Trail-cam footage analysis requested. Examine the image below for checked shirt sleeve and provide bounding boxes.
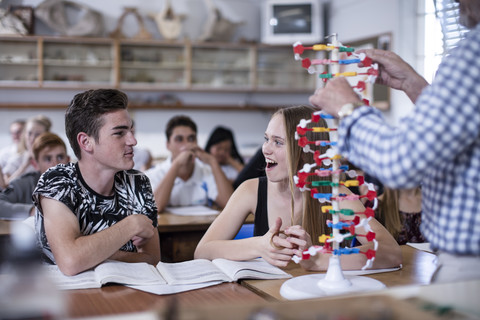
[337,27,480,191]
[337,25,480,255]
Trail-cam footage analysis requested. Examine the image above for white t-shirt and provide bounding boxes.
[0,144,17,168]
[221,164,238,181]
[133,147,151,171]
[2,151,35,176]
[145,157,219,207]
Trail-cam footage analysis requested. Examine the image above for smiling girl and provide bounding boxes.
[195,105,401,271]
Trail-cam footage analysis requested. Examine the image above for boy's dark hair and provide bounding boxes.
[165,115,197,141]
[65,89,128,159]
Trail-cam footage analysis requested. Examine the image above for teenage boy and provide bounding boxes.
[0,132,69,220]
[146,115,233,213]
[33,89,160,276]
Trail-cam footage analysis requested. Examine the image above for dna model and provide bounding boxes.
[280,34,386,299]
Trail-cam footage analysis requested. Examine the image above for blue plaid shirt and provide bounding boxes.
[338,23,480,255]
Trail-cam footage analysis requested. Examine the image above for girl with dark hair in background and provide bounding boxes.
[205,126,245,184]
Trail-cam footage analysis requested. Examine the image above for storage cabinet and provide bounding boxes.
[0,36,315,92]
[256,46,315,90]
[42,38,114,87]
[119,41,187,90]
[0,38,38,85]
[191,45,252,90]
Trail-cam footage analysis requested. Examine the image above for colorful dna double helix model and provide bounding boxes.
[293,38,379,106]
[291,35,379,270]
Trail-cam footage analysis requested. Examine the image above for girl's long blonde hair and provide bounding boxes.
[274,105,331,245]
[377,188,403,239]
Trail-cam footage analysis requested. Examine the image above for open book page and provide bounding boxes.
[94,260,166,286]
[44,260,167,290]
[155,259,231,285]
[212,257,292,281]
[44,265,100,290]
[128,280,224,295]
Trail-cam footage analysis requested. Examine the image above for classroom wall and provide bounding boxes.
[0,0,419,159]
[329,0,420,124]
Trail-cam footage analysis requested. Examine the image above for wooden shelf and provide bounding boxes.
[0,35,315,93]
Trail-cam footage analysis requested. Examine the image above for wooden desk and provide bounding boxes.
[61,246,440,319]
[0,219,12,236]
[157,213,219,263]
[64,283,265,319]
[242,245,437,301]
[2,243,445,319]
[65,279,480,320]
[0,220,13,259]
[1,218,474,320]
[161,280,480,320]
[157,213,254,263]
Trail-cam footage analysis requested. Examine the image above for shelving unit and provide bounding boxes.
[256,45,314,90]
[118,39,187,90]
[42,38,114,88]
[0,35,315,93]
[191,43,252,90]
[0,38,39,86]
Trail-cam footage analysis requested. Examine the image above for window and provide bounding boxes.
[434,0,468,52]
[423,0,468,82]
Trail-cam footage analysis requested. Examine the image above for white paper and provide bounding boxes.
[165,205,219,216]
[155,259,230,284]
[44,260,166,290]
[44,265,100,290]
[127,281,224,295]
[43,257,290,294]
[342,266,401,276]
[407,242,433,253]
[95,260,166,285]
[213,257,292,280]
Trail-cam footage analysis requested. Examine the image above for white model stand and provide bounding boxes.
[280,255,385,300]
[280,33,385,300]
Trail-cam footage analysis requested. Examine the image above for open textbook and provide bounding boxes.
[45,258,291,294]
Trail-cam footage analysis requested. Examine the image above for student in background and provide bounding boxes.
[376,187,425,245]
[133,146,153,172]
[0,119,25,169]
[205,126,245,184]
[2,115,51,184]
[131,120,153,172]
[195,105,401,271]
[146,115,233,213]
[33,89,160,276]
[308,0,480,283]
[0,132,69,220]
[0,167,5,190]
